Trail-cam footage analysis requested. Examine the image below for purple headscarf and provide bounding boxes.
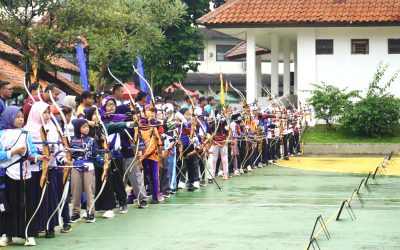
[100,96,125,123]
[1,106,23,129]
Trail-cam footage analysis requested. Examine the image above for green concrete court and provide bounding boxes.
[6,163,400,250]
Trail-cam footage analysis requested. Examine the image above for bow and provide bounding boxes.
[45,90,73,230]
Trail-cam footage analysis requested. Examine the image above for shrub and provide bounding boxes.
[306,82,359,129]
[340,63,400,136]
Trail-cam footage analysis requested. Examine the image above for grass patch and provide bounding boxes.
[302,125,400,144]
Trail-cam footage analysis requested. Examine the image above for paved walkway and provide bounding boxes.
[5,157,400,249]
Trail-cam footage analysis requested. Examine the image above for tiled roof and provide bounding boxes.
[0,58,47,89]
[199,0,400,26]
[0,41,22,57]
[224,41,270,60]
[49,55,79,74]
[0,58,83,95]
[0,39,79,75]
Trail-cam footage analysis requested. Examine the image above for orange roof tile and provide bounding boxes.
[199,0,400,26]
[0,58,83,95]
[0,39,79,75]
[224,41,269,60]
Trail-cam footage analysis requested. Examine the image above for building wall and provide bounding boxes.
[298,26,400,100]
[194,39,288,74]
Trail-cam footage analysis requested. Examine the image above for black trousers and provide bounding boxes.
[111,158,127,205]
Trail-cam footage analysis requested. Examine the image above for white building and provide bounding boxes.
[184,28,291,98]
[198,0,400,103]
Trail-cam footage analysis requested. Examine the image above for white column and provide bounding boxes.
[283,39,291,96]
[294,44,298,96]
[246,29,257,103]
[297,29,316,101]
[256,55,262,97]
[270,33,279,97]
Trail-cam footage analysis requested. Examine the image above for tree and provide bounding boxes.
[212,0,227,8]
[340,63,400,136]
[80,0,186,91]
[306,82,359,128]
[0,0,83,81]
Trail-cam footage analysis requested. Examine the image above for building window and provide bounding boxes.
[196,51,204,61]
[216,45,235,61]
[388,39,400,54]
[316,39,333,55]
[351,39,369,54]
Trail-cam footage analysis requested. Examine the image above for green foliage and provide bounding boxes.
[212,0,227,8]
[0,0,82,74]
[139,0,208,92]
[340,63,400,137]
[303,125,400,144]
[306,82,359,128]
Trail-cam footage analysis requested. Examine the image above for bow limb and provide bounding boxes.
[108,66,137,112]
[132,62,155,105]
[46,90,73,230]
[88,109,111,215]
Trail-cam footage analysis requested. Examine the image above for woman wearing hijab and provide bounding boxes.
[0,106,44,247]
[24,102,67,239]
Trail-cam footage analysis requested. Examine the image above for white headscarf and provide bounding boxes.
[24,101,59,149]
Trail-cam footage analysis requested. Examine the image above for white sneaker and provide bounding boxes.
[102,210,114,219]
[193,181,200,189]
[81,212,87,218]
[178,182,186,189]
[0,235,12,247]
[24,237,36,246]
[268,160,273,164]
[234,170,240,176]
[247,165,252,172]
[239,169,244,174]
[217,170,223,177]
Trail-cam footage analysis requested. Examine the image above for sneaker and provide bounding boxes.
[268,160,273,164]
[138,200,148,208]
[162,193,171,198]
[247,165,252,172]
[296,152,302,156]
[217,170,223,177]
[207,179,214,184]
[45,230,55,238]
[188,184,195,191]
[70,214,80,223]
[85,213,96,223]
[159,195,165,202]
[228,173,233,178]
[200,180,206,187]
[0,236,12,247]
[178,182,186,189]
[272,160,277,163]
[24,237,36,246]
[222,174,228,180]
[283,157,289,160]
[290,154,295,157]
[118,204,128,214]
[170,189,176,194]
[102,210,115,218]
[239,169,244,174]
[60,224,72,233]
[193,181,200,189]
[82,212,87,219]
[151,199,160,204]
[234,170,240,176]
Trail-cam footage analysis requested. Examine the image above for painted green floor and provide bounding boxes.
[6,165,400,250]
